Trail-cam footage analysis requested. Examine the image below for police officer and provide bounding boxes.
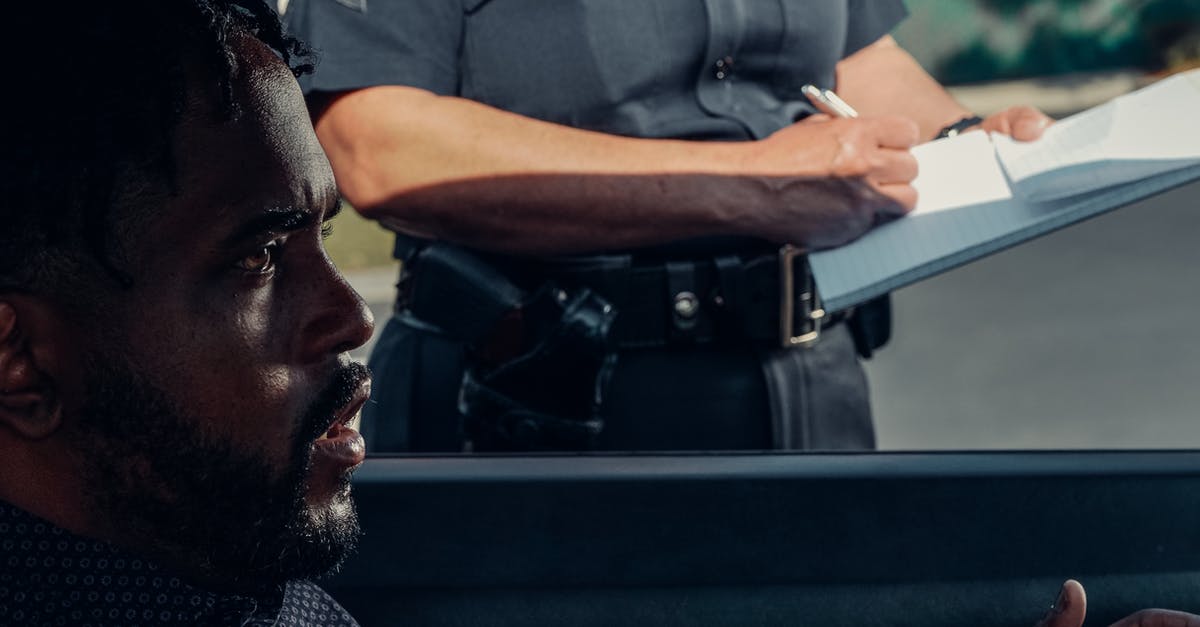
[285,0,1050,452]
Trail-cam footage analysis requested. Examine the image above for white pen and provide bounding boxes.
[801,84,859,118]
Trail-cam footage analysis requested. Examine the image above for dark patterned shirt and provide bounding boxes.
[0,500,358,626]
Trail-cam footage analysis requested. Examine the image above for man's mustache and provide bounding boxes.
[300,361,372,443]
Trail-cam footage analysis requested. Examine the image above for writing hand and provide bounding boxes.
[780,114,920,210]
[733,114,919,248]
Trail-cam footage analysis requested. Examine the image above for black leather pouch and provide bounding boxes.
[459,285,617,451]
[402,243,618,451]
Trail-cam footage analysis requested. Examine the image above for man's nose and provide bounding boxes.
[298,270,375,362]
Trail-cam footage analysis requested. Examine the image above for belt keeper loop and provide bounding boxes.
[779,244,825,348]
[713,254,744,331]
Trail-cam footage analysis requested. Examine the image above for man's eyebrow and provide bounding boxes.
[324,194,344,222]
[223,208,318,248]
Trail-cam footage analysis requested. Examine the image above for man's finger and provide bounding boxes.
[1109,609,1200,627]
[1036,580,1087,627]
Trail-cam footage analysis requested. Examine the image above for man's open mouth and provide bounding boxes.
[311,377,371,473]
[317,387,368,441]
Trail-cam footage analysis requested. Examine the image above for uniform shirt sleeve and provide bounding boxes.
[284,0,462,95]
[843,0,908,58]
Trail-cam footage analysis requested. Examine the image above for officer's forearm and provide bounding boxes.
[310,86,873,255]
[835,35,973,141]
[370,171,887,256]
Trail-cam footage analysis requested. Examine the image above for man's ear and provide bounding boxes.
[0,300,64,440]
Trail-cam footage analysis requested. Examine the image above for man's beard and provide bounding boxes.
[71,354,370,591]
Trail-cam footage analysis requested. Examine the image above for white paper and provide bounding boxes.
[993,69,1200,201]
[910,131,1012,215]
[810,69,1200,311]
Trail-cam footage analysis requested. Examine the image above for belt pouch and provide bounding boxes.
[847,294,892,358]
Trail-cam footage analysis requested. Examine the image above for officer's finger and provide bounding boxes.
[870,148,919,185]
[797,113,834,125]
[865,115,920,149]
[981,106,1053,141]
[1008,106,1053,142]
[980,112,1011,136]
[874,182,917,213]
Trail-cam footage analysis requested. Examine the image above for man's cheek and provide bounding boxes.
[181,366,301,460]
[228,279,303,356]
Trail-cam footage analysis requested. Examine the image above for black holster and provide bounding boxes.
[401,243,617,451]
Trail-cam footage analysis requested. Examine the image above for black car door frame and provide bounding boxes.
[327,451,1200,626]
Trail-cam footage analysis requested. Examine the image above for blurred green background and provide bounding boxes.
[322,0,1200,271]
[325,203,395,271]
[895,0,1200,84]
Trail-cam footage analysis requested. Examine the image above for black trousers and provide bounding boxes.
[360,311,875,453]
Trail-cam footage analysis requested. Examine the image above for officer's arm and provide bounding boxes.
[309,86,918,255]
[836,35,1051,142]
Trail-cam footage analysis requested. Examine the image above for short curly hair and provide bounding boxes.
[0,0,312,291]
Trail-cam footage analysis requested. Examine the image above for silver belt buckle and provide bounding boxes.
[778,244,825,348]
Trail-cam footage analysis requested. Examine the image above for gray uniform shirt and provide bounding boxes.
[288,0,906,141]
[286,0,908,452]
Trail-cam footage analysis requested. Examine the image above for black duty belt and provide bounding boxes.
[534,245,842,349]
[393,235,889,355]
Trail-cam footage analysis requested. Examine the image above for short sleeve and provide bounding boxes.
[284,0,462,96]
[843,0,908,58]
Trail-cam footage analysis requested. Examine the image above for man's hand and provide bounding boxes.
[1037,580,1088,627]
[1037,580,1200,627]
[1108,610,1200,627]
[979,105,1054,142]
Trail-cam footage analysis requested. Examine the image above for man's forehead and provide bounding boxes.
[137,40,336,250]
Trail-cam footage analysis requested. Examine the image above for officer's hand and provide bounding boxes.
[736,115,919,248]
[979,105,1054,142]
[1036,580,1200,627]
[764,114,920,211]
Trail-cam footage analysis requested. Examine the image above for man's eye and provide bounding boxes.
[235,243,279,274]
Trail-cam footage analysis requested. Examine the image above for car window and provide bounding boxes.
[323,0,1200,453]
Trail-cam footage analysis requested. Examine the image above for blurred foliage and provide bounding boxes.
[323,202,396,271]
[895,0,1200,84]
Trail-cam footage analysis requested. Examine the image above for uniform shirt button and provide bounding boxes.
[714,56,734,80]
